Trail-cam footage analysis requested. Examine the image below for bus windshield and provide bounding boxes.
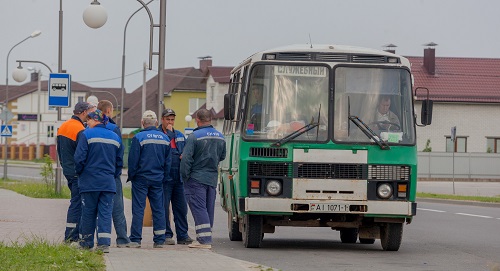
[243,64,329,142]
[334,67,415,145]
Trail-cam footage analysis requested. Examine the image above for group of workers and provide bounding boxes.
[57,100,225,253]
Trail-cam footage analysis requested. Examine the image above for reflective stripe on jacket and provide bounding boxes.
[180,125,226,187]
[74,124,123,193]
[128,126,171,182]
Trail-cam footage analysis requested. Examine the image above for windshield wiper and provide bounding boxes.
[272,105,322,147]
[271,121,319,147]
[348,115,390,150]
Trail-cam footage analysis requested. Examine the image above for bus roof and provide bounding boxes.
[233,44,410,73]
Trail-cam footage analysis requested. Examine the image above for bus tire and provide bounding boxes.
[380,223,403,251]
[359,238,376,244]
[228,212,242,241]
[242,214,263,248]
[340,228,358,243]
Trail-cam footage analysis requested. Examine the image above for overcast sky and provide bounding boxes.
[1,0,499,93]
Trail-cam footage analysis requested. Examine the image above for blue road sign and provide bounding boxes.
[1,125,13,137]
[48,73,71,107]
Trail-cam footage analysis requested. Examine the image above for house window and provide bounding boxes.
[78,96,84,103]
[189,98,206,114]
[486,137,500,153]
[445,136,467,153]
[47,125,55,138]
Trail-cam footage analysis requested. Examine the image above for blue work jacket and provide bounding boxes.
[74,124,123,193]
[180,125,226,187]
[128,126,171,183]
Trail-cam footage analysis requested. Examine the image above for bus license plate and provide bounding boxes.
[309,203,350,212]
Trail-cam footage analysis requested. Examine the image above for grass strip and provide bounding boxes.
[0,237,105,271]
[417,192,500,203]
[0,180,70,199]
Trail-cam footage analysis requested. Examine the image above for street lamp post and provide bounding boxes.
[13,60,53,160]
[85,0,167,124]
[3,30,41,180]
[120,0,154,133]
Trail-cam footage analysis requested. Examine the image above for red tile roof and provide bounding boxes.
[207,67,232,83]
[408,56,500,103]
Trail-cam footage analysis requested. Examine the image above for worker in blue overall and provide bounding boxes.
[180,109,226,249]
[57,101,95,243]
[158,108,193,245]
[128,110,171,248]
[97,100,131,248]
[74,109,123,253]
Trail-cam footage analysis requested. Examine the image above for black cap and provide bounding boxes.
[162,108,176,117]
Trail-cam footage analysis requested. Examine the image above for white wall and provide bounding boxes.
[415,102,500,152]
[12,90,89,145]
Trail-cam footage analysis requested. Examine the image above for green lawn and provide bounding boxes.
[0,238,105,271]
[0,180,70,199]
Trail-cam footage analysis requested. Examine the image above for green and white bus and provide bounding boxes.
[220,44,433,251]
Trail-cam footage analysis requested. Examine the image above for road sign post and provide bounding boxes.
[1,125,13,137]
[49,73,71,194]
[48,73,71,107]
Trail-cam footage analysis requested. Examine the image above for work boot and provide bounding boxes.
[164,238,176,245]
[153,243,164,248]
[96,245,110,253]
[177,236,194,245]
[127,242,141,248]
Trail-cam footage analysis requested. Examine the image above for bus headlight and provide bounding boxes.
[377,183,393,199]
[266,180,282,196]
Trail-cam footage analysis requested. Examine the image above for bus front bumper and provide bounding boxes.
[244,198,417,216]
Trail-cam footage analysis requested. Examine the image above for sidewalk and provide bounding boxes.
[0,188,262,271]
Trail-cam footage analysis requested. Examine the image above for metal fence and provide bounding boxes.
[418,152,500,180]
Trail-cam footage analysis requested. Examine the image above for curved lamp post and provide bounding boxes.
[13,60,53,160]
[86,0,167,124]
[119,0,154,133]
[3,30,41,180]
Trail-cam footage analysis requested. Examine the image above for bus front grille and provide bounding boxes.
[250,147,288,158]
[293,163,368,179]
[248,162,292,177]
[368,165,411,181]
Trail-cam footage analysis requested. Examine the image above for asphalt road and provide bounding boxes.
[210,200,500,271]
[4,163,500,270]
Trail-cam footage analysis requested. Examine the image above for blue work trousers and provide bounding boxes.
[184,178,216,245]
[129,179,166,244]
[113,177,130,245]
[163,178,189,240]
[79,191,114,248]
[64,175,81,242]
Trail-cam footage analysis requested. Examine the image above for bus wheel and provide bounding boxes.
[359,238,376,244]
[228,212,242,241]
[340,228,358,243]
[242,214,263,248]
[380,223,403,251]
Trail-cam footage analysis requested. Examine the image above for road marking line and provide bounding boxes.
[455,213,493,219]
[417,208,446,213]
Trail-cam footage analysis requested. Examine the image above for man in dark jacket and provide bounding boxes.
[74,109,123,253]
[180,109,226,249]
[97,100,130,247]
[128,110,171,248]
[56,101,95,243]
[158,108,193,245]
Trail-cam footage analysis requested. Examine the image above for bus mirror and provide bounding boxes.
[421,100,433,125]
[224,94,236,120]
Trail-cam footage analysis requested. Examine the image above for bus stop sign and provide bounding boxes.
[48,73,71,107]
